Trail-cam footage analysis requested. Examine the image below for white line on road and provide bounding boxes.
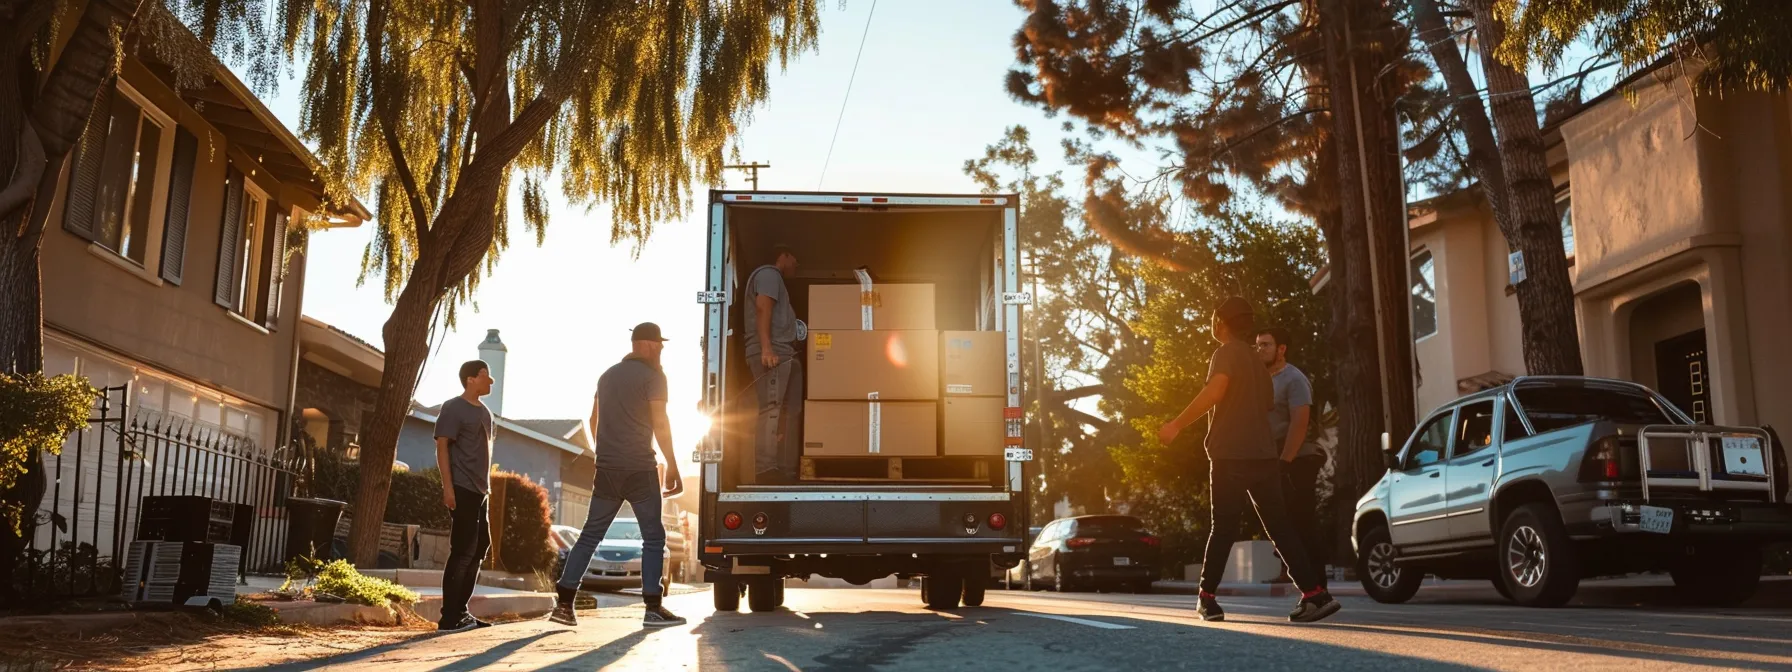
[1016,613,1136,630]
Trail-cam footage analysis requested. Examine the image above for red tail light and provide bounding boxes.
[989,513,1007,530]
[1580,435,1624,482]
[1067,537,1096,548]
[723,512,742,530]
[1140,536,1161,547]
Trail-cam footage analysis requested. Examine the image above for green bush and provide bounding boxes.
[0,374,99,534]
[306,558,417,608]
[493,472,557,575]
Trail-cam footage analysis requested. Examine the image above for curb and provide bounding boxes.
[260,592,559,626]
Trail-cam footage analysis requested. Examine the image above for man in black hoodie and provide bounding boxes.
[1157,297,1340,624]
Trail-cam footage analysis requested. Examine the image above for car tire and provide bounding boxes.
[962,575,987,607]
[1356,524,1423,604]
[747,577,781,612]
[713,575,742,612]
[1670,543,1762,607]
[924,570,962,610]
[1491,576,1513,601]
[1498,503,1580,608]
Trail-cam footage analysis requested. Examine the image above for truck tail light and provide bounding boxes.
[1140,536,1160,547]
[989,513,1007,530]
[1067,537,1096,548]
[723,512,742,530]
[1580,435,1623,482]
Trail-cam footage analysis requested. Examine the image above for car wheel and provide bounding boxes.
[1491,576,1513,601]
[1356,524,1422,604]
[713,575,741,612]
[1498,503,1580,608]
[1670,543,1762,607]
[962,574,987,607]
[747,577,781,612]
[925,570,962,610]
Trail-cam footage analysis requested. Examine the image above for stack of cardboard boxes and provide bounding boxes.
[803,283,1005,460]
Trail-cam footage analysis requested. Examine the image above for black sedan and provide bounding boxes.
[1026,515,1160,593]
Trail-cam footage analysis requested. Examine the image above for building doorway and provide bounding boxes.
[1655,329,1711,423]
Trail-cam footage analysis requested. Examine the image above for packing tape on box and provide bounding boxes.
[867,391,881,454]
[854,268,876,330]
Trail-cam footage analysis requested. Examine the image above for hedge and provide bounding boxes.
[309,458,452,530]
[492,472,557,575]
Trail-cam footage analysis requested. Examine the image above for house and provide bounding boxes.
[294,324,598,526]
[1368,60,1792,434]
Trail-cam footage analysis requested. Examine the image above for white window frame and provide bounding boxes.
[1410,249,1439,342]
[232,177,270,319]
[1556,189,1575,264]
[87,80,177,284]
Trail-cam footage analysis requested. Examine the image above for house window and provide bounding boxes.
[71,82,176,270]
[1411,250,1438,340]
[1557,191,1575,261]
[232,183,269,317]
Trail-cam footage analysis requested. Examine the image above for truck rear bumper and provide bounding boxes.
[1573,499,1792,540]
[705,538,1022,557]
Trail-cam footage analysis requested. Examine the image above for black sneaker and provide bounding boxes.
[643,605,687,628]
[548,603,578,627]
[437,614,478,632]
[471,617,494,629]
[1288,590,1342,623]
[1196,594,1225,622]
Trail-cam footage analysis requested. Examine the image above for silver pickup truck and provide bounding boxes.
[1353,376,1791,607]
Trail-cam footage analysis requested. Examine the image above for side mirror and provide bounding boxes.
[1380,432,1399,470]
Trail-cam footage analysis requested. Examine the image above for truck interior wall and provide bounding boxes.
[717,205,1004,490]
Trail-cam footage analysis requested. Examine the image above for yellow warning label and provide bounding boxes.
[815,333,832,350]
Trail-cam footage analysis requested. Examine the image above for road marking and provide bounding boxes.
[763,652,804,672]
[1016,613,1136,630]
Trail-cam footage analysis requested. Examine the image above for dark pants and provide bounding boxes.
[1199,459,1323,594]
[441,486,491,623]
[1281,453,1328,589]
[557,469,668,603]
[748,354,803,479]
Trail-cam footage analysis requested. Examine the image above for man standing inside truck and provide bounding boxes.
[1257,326,1326,589]
[435,360,496,633]
[743,244,802,484]
[1157,297,1339,624]
[549,322,687,628]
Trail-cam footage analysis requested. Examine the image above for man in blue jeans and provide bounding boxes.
[549,322,687,628]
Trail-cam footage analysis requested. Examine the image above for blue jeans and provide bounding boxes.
[556,469,666,597]
[748,354,803,477]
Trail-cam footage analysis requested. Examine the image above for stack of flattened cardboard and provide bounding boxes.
[804,282,939,457]
[940,331,1007,456]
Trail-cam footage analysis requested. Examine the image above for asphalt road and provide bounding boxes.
[265,585,1792,671]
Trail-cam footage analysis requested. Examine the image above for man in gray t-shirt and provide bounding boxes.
[1256,327,1327,589]
[433,360,495,631]
[742,245,803,484]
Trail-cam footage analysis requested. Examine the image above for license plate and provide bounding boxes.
[1640,505,1675,534]
[1113,557,1131,566]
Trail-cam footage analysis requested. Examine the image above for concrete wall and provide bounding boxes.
[294,359,377,448]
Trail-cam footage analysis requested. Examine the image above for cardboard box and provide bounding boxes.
[808,330,940,400]
[942,396,1006,456]
[941,331,1007,397]
[808,284,936,331]
[803,401,938,456]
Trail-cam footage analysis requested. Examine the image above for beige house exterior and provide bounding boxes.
[1401,63,1792,436]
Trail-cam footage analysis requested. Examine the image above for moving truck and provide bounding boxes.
[695,191,1031,612]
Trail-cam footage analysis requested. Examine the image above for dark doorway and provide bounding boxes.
[1655,329,1711,423]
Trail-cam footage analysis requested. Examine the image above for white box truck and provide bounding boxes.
[695,190,1032,612]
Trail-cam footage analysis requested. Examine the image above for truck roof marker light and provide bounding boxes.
[843,197,859,202]
[871,197,888,203]
[980,198,996,204]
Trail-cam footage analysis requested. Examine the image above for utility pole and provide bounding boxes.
[725,162,771,191]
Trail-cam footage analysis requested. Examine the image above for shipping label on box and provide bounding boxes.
[804,401,938,456]
[809,284,936,331]
[808,330,940,400]
[941,331,1006,397]
[943,396,1006,456]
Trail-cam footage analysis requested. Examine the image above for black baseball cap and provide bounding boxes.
[630,322,669,342]
[1214,296,1254,322]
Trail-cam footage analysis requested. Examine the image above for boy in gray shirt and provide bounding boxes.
[435,360,495,632]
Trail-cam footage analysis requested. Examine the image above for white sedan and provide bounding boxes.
[553,519,677,592]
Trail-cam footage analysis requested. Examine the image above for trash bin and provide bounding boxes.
[285,497,346,563]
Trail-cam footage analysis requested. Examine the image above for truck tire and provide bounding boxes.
[1671,543,1762,607]
[924,571,962,610]
[1491,576,1513,601]
[1498,503,1580,608]
[1356,524,1422,604]
[962,575,987,607]
[714,576,742,612]
[748,577,782,612]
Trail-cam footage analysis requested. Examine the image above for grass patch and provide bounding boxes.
[281,556,418,609]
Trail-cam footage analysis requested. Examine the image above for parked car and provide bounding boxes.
[1004,526,1043,589]
[1026,515,1160,593]
[558,518,683,592]
[1354,376,1791,608]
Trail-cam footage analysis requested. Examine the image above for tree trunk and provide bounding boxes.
[1464,0,1584,377]
[1412,0,1510,224]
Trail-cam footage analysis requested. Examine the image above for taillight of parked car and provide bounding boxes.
[1067,537,1096,548]
[723,512,742,530]
[1580,435,1624,482]
[1140,536,1161,547]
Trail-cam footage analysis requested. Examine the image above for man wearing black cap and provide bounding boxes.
[548,322,687,628]
[1158,297,1340,624]
[743,244,802,484]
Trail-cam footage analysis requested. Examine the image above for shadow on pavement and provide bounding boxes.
[515,628,655,671]
[1283,620,1787,671]
[259,630,566,672]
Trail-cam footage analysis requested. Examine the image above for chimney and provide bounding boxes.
[478,329,508,416]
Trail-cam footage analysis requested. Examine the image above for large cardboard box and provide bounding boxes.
[941,331,1007,397]
[809,284,936,331]
[803,401,938,456]
[942,396,1006,456]
[808,330,940,400]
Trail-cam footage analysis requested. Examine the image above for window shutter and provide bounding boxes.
[61,86,116,242]
[260,207,289,329]
[214,166,244,309]
[159,128,199,285]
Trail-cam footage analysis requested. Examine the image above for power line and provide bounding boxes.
[816,0,878,190]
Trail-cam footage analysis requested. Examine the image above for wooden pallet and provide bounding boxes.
[799,456,997,483]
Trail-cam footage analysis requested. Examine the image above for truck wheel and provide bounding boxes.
[1356,524,1422,604]
[962,575,987,607]
[924,571,962,610]
[1498,503,1580,608]
[714,576,742,612]
[1671,543,1762,607]
[748,577,781,612]
[773,578,788,608]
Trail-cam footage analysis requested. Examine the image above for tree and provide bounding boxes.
[183,0,820,564]
[1496,0,1792,93]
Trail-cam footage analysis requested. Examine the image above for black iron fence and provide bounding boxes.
[19,385,301,601]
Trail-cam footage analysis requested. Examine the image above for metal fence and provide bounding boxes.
[19,385,301,602]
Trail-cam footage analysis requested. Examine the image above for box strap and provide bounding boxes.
[867,391,881,454]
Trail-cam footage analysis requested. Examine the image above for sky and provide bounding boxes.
[263,1,1077,474]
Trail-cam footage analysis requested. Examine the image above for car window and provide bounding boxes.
[1515,384,1676,432]
[604,520,642,541]
[1501,399,1530,441]
[1406,413,1452,469]
[1452,401,1496,459]
[1075,516,1148,538]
